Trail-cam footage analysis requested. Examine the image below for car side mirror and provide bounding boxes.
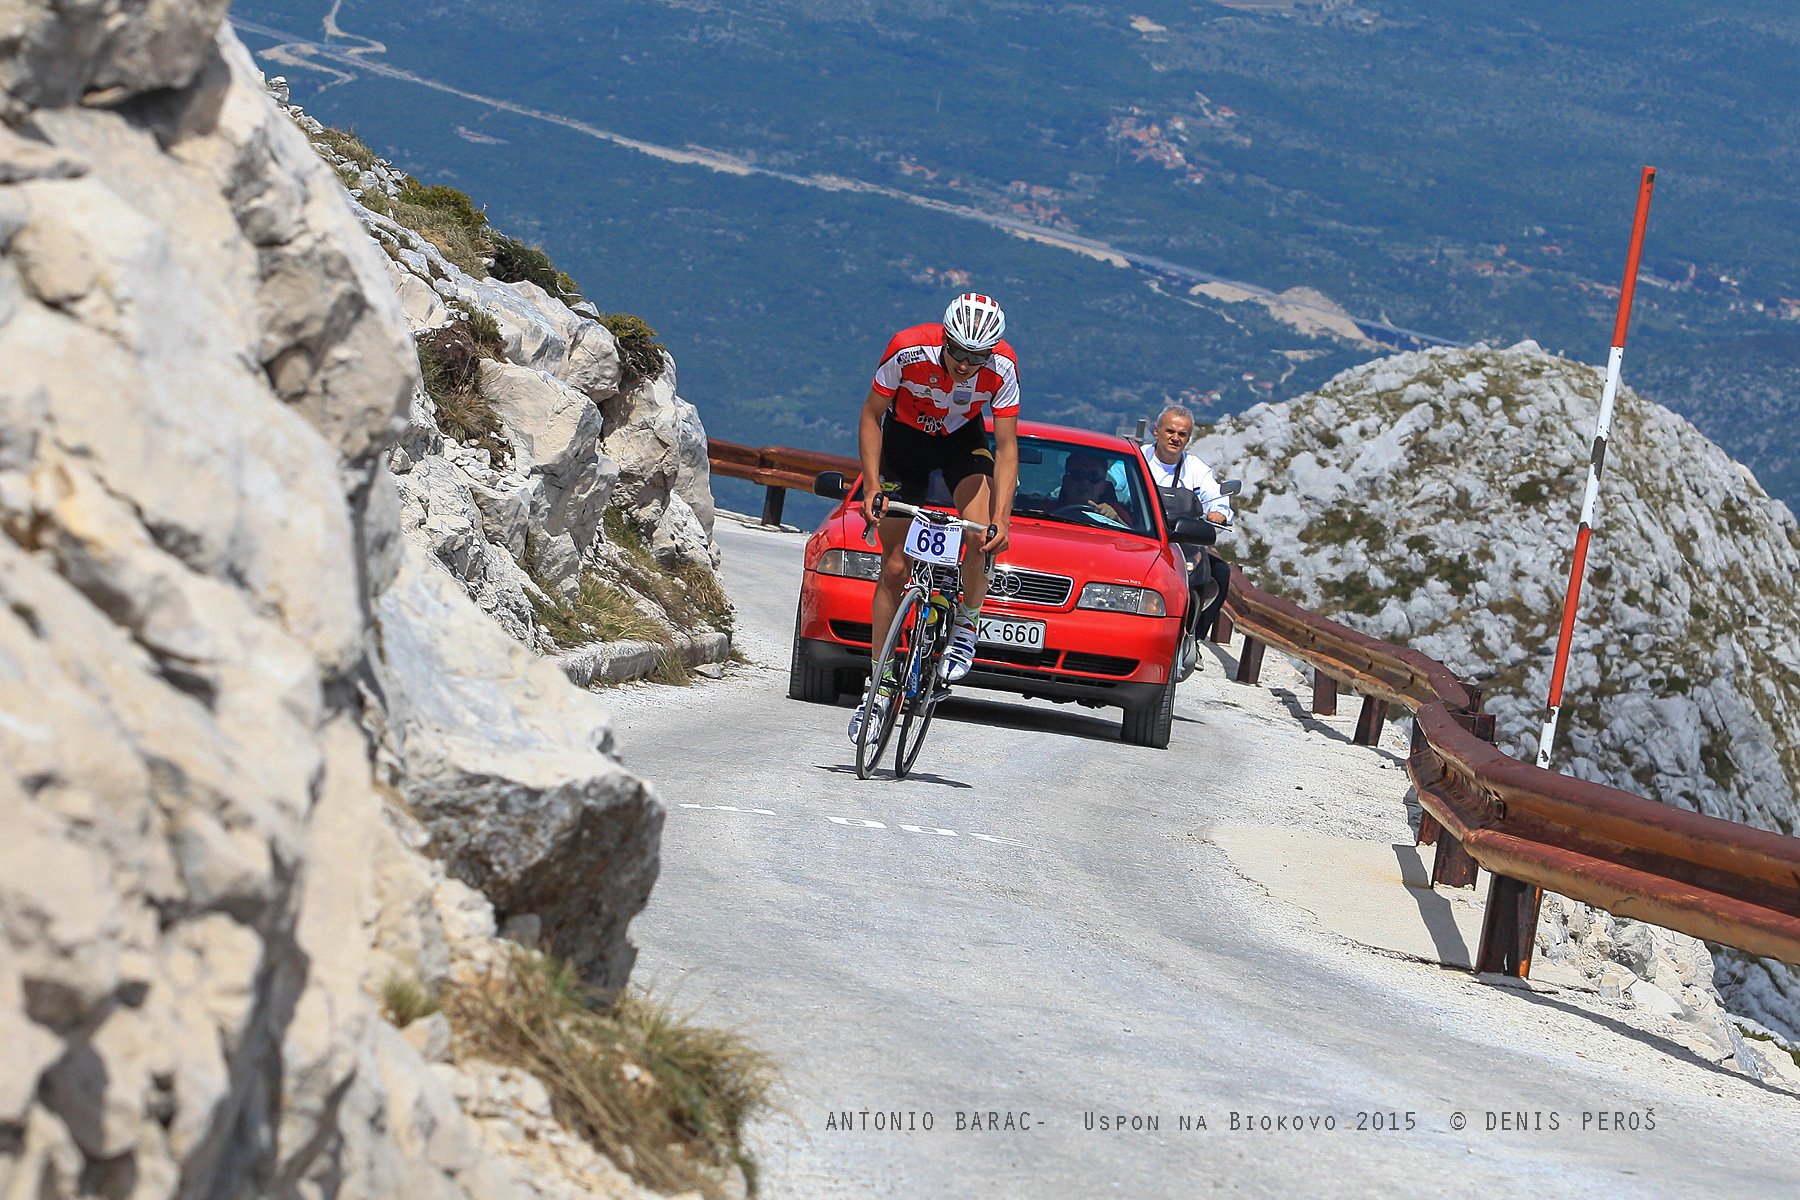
[1158,486,1199,518]
[1169,516,1219,546]
[1220,479,1242,496]
[814,471,849,500]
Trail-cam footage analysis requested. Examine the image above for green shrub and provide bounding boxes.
[444,948,776,1199]
[492,233,582,304]
[603,312,669,393]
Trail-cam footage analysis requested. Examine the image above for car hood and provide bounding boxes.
[1000,517,1167,587]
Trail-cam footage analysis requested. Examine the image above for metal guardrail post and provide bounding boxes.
[1234,636,1265,685]
[1431,829,1481,889]
[1476,875,1544,977]
[1410,720,1442,846]
[1311,671,1337,716]
[761,484,787,527]
[1352,695,1386,745]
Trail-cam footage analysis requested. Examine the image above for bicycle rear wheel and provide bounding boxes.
[855,586,922,779]
[892,621,942,780]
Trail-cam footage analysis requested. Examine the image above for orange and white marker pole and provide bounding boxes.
[1537,166,1657,770]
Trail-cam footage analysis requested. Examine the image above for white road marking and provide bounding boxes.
[680,807,1029,848]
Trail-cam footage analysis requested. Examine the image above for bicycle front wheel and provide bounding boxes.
[856,586,923,779]
[892,613,943,780]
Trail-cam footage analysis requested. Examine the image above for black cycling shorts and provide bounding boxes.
[878,417,994,506]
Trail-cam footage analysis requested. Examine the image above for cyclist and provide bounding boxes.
[850,293,1020,739]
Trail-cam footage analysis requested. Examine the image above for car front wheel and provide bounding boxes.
[787,601,842,704]
[1121,676,1176,749]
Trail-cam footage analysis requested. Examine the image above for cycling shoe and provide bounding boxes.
[848,688,891,742]
[942,611,980,683]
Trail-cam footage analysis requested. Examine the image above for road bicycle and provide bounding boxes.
[850,494,996,781]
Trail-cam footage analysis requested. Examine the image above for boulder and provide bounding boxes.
[394,452,541,643]
[478,360,617,595]
[375,542,663,993]
[601,366,719,568]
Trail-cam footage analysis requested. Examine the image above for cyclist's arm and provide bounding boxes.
[858,386,893,529]
[987,414,1019,552]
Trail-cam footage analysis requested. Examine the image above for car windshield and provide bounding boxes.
[1011,438,1156,537]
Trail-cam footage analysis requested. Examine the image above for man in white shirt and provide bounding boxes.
[1140,404,1233,647]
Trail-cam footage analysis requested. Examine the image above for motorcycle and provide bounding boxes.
[1159,480,1241,685]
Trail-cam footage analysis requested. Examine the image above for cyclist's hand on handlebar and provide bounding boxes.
[859,491,883,542]
[981,515,1011,554]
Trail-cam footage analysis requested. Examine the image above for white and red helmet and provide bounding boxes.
[942,292,1007,351]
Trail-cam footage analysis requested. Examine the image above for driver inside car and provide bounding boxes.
[1055,453,1127,524]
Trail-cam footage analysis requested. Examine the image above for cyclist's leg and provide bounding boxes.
[950,472,995,611]
[872,426,933,669]
[870,512,913,663]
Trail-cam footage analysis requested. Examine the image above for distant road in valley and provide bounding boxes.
[233,18,1460,355]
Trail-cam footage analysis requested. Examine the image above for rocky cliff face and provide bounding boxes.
[1193,340,1800,1036]
[1,8,684,1198]
[281,93,728,679]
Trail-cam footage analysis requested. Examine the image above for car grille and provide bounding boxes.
[829,621,873,645]
[987,567,1074,607]
[1061,652,1140,677]
[975,645,1060,669]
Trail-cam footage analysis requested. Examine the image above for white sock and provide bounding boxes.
[961,603,981,624]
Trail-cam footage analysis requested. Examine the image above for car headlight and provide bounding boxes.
[817,548,883,581]
[1077,583,1166,617]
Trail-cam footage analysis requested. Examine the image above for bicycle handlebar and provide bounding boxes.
[862,494,997,545]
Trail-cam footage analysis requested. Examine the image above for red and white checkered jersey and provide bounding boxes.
[871,323,1020,436]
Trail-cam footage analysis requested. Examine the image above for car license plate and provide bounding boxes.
[977,616,1045,650]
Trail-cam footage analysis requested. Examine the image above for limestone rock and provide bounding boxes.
[478,361,617,595]
[601,368,720,568]
[0,18,669,1198]
[375,542,664,992]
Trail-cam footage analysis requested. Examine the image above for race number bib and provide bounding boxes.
[905,514,962,565]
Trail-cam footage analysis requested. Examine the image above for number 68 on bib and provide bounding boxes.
[905,515,963,565]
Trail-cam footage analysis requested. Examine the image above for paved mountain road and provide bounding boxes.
[607,518,1800,1199]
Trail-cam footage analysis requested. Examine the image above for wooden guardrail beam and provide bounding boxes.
[706,439,859,527]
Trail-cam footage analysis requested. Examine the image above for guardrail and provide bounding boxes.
[718,442,1800,978]
[707,439,858,527]
[1220,566,1800,977]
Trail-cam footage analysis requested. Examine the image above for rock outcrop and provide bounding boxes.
[1,11,673,1198]
[287,110,728,670]
[1193,340,1800,1036]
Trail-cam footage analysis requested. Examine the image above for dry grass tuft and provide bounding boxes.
[381,974,440,1028]
[531,572,670,649]
[419,320,512,468]
[444,949,775,1199]
[602,507,734,635]
[651,647,693,687]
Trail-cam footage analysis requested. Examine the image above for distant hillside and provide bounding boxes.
[232,0,1800,505]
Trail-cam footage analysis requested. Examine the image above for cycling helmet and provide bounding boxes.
[942,292,1007,351]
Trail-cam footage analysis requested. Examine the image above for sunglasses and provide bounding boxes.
[943,341,992,367]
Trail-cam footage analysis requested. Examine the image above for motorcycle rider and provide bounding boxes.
[1139,405,1232,650]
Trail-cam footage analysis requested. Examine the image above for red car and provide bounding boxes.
[786,418,1218,748]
